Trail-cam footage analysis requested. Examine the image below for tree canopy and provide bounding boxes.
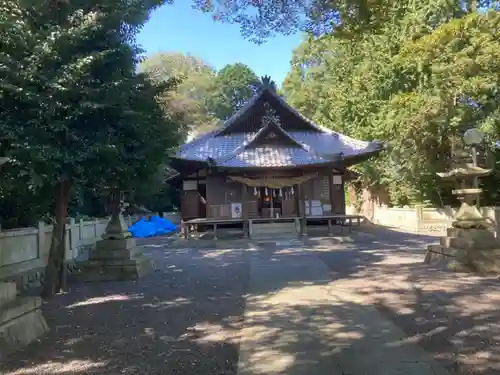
[139,52,219,137]
[0,0,181,295]
[208,63,260,120]
[140,55,260,137]
[283,3,500,207]
[191,1,500,42]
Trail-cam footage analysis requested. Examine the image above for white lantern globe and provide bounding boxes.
[463,128,484,145]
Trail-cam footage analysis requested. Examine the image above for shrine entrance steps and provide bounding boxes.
[250,221,298,240]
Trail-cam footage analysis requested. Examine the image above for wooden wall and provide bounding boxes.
[181,190,200,220]
[183,170,346,220]
[206,176,249,218]
[301,175,345,215]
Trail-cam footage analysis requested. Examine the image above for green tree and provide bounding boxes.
[139,52,220,137]
[192,0,498,41]
[0,0,179,296]
[282,3,500,206]
[208,63,260,120]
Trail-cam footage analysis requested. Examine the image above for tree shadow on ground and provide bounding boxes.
[326,244,500,375]
[0,236,384,375]
[1,233,498,375]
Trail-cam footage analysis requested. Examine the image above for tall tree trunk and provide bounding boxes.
[41,180,72,298]
[56,225,68,292]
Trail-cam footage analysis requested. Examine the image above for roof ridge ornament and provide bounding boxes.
[260,75,277,92]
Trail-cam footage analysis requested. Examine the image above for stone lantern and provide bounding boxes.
[425,128,500,274]
[78,187,154,281]
[103,188,131,240]
[0,157,48,358]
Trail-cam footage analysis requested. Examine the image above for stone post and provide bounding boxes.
[0,158,48,358]
[78,193,154,281]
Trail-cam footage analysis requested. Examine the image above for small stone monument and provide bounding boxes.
[0,157,48,358]
[79,190,154,281]
[425,129,500,274]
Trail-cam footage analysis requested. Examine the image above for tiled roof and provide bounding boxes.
[221,146,328,168]
[175,129,382,168]
[173,88,384,168]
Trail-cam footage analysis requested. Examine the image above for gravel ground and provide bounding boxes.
[0,238,250,375]
[317,228,500,375]
[3,228,500,375]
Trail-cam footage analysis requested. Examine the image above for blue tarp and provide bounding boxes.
[128,216,177,238]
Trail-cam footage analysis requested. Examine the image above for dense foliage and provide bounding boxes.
[139,52,219,137]
[208,63,260,120]
[0,0,180,295]
[140,54,260,137]
[283,4,500,207]
[193,0,499,41]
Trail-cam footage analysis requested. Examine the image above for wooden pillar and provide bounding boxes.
[182,220,190,240]
[339,179,346,215]
[242,182,248,238]
[297,183,307,236]
[329,171,336,215]
[294,184,300,217]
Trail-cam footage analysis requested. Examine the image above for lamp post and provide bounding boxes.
[463,128,485,208]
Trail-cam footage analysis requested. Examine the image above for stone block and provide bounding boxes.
[453,227,495,240]
[427,224,500,277]
[90,246,142,261]
[0,298,49,359]
[95,238,136,253]
[78,253,154,282]
[0,296,42,326]
[427,244,454,255]
[447,230,499,250]
[78,237,156,282]
[463,248,500,275]
[424,247,453,266]
[439,236,452,247]
[75,230,154,282]
[447,227,458,238]
[0,282,17,306]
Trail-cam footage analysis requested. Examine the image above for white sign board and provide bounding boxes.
[310,200,323,216]
[183,180,197,191]
[231,203,242,218]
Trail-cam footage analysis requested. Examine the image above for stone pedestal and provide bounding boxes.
[78,238,154,282]
[78,206,154,282]
[0,281,48,358]
[425,227,500,275]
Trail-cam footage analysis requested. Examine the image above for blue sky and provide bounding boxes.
[136,2,302,86]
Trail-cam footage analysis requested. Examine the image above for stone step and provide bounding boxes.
[252,230,297,234]
[252,223,297,233]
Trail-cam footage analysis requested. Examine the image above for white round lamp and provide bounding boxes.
[463,128,484,146]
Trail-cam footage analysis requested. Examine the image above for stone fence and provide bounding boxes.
[0,212,180,291]
[347,205,500,234]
